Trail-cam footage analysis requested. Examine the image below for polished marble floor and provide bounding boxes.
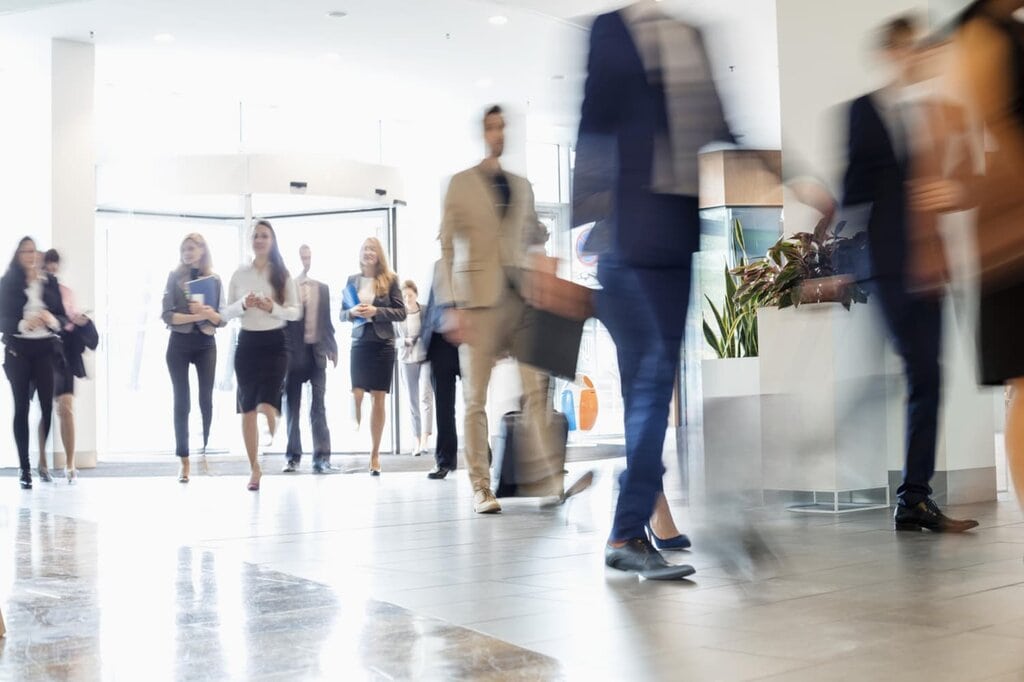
[1,456,1023,681]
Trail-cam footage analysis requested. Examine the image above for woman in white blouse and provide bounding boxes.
[223,220,301,491]
[0,237,66,490]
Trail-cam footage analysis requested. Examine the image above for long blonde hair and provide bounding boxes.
[360,237,396,297]
[176,232,213,277]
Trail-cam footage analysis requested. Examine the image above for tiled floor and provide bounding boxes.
[1,456,1023,681]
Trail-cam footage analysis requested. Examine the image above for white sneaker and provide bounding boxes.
[473,488,502,514]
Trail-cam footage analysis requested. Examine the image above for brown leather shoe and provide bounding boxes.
[894,499,979,533]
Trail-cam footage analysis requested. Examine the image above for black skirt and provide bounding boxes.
[234,328,288,413]
[351,333,395,393]
[979,281,1024,385]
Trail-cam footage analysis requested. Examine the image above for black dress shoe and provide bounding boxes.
[19,470,32,490]
[427,466,450,480]
[605,537,696,580]
[894,498,979,533]
[282,461,298,473]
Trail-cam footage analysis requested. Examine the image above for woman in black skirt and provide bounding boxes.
[224,220,301,490]
[341,237,405,475]
[0,237,66,489]
[161,233,224,483]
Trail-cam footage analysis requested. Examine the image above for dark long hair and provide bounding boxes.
[6,237,36,282]
[253,220,290,305]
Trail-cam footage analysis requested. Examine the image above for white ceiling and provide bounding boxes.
[0,0,783,147]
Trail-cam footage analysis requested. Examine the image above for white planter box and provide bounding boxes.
[758,303,890,503]
[691,357,762,506]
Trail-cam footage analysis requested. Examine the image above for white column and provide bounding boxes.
[51,39,97,468]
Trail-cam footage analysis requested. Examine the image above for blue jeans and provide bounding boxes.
[598,261,692,542]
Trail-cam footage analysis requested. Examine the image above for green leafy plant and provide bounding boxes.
[703,219,758,359]
[731,220,869,311]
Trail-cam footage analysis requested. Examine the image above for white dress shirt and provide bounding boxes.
[16,277,59,339]
[224,263,301,331]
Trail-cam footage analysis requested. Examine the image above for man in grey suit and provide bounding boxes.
[284,245,338,474]
[439,105,592,514]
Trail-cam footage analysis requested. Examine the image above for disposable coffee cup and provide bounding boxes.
[190,293,205,306]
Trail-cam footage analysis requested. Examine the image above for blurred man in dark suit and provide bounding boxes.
[284,245,338,474]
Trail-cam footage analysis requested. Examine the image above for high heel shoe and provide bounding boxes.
[369,456,381,476]
[66,468,77,485]
[37,467,52,483]
[178,459,190,484]
[247,469,262,491]
[645,523,692,551]
[19,470,32,490]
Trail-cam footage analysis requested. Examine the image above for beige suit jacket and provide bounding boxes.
[439,163,543,309]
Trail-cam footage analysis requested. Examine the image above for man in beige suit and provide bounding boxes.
[440,105,591,514]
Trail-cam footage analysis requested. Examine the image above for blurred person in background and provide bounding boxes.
[396,279,433,457]
[842,16,978,532]
[573,1,836,579]
[284,245,337,474]
[42,249,98,484]
[421,260,460,480]
[950,0,1024,503]
[0,237,65,490]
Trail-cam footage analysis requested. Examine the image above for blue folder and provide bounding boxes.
[185,276,219,311]
[343,282,368,327]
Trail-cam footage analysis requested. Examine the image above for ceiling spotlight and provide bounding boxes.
[551,74,565,81]
[327,10,348,18]
[153,33,174,43]
[488,15,508,26]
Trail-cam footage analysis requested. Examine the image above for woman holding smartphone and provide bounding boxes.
[341,237,405,475]
[161,233,224,483]
[223,220,301,490]
[0,237,66,489]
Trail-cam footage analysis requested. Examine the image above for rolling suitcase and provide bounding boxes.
[493,410,569,498]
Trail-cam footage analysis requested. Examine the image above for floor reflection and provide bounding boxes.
[0,510,562,680]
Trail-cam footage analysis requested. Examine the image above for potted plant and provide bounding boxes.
[703,218,758,359]
[731,219,869,310]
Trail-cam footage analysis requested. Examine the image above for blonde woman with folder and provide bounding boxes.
[161,233,224,483]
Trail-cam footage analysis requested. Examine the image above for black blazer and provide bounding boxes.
[574,10,732,268]
[340,274,406,342]
[286,279,338,370]
[842,94,910,285]
[0,269,66,340]
[61,318,99,378]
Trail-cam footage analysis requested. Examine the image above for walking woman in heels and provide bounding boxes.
[161,233,224,483]
[0,237,66,490]
[42,249,99,485]
[223,220,301,490]
[341,237,405,475]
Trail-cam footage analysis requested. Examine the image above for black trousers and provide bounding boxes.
[285,344,330,463]
[875,281,942,506]
[166,332,217,458]
[428,333,460,470]
[4,337,56,472]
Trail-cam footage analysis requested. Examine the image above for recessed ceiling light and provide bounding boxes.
[327,10,348,18]
[488,15,508,26]
[551,74,565,81]
[153,33,174,43]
